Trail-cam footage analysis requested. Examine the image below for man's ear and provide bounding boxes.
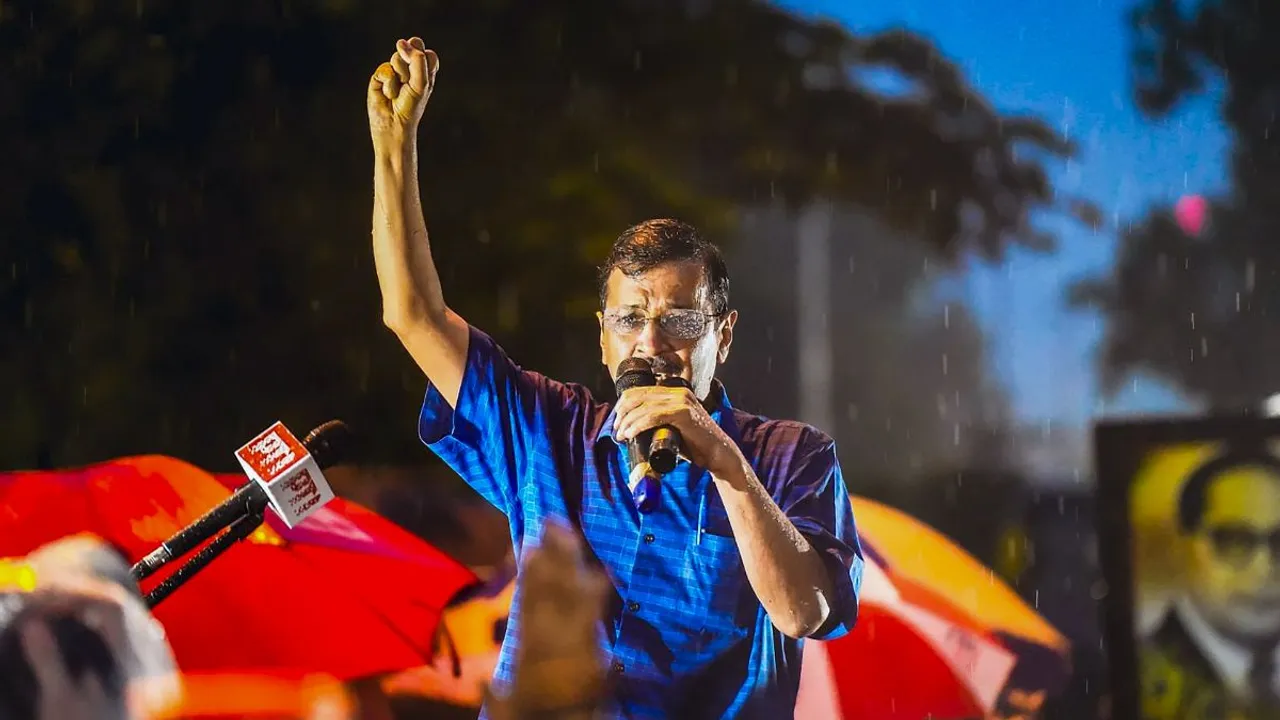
[716,310,737,364]
[597,311,608,368]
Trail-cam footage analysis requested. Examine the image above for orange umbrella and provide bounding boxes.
[0,456,478,680]
[795,497,1070,719]
[850,497,1067,655]
[141,671,355,719]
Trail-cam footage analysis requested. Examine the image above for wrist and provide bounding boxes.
[372,137,416,169]
[708,445,749,488]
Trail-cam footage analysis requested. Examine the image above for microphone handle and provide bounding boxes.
[626,432,650,473]
[143,509,265,609]
[131,482,269,582]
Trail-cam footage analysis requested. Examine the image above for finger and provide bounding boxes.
[406,47,430,97]
[382,73,402,102]
[370,63,395,95]
[615,410,658,442]
[424,48,440,83]
[613,387,652,417]
[389,51,410,83]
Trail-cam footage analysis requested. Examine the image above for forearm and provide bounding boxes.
[714,459,835,638]
[371,139,469,405]
[371,140,446,329]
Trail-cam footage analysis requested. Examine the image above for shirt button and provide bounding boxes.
[627,601,640,613]
[643,533,655,544]
[612,660,626,674]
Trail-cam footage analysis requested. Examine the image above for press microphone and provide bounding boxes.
[131,420,351,583]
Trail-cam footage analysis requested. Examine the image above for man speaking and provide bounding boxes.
[367,37,863,719]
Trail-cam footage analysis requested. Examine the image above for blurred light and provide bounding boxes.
[0,559,38,591]
[1265,393,1280,417]
[1174,194,1208,237]
[248,526,286,547]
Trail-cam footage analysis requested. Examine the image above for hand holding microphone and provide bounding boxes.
[613,358,741,509]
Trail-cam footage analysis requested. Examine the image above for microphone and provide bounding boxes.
[131,420,352,584]
[648,375,690,475]
[614,359,668,514]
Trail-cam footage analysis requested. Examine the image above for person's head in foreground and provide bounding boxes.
[597,218,736,401]
[1179,448,1280,644]
[0,534,179,720]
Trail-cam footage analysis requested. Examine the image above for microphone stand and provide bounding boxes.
[142,508,267,609]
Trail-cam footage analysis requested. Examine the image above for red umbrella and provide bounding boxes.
[796,555,1027,719]
[795,498,1069,719]
[0,455,478,680]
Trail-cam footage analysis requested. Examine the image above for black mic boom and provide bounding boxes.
[130,420,355,583]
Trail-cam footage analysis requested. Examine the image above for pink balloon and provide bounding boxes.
[1175,194,1209,236]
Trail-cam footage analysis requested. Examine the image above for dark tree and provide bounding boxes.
[1071,0,1280,406]
[0,0,1083,469]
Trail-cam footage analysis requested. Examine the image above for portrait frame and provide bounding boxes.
[1095,413,1280,720]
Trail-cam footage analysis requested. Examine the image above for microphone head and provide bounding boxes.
[615,357,656,394]
[302,420,359,470]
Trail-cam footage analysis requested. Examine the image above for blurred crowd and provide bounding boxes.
[0,525,606,720]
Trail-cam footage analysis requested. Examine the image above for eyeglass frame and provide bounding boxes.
[599,307,729,341]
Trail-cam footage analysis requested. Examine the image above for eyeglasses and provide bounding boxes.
[601,309,719,341]
[1205,524,1280,568]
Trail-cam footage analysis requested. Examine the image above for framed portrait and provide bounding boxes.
[1096,414,1280,720]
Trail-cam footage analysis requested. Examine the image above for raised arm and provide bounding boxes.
[367,37,469,408]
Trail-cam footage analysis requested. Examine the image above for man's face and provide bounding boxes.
[1186,467,1280,641]
[597,261,736,400]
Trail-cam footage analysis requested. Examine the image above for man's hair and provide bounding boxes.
[597,219,730,316]
[1177,447,1280,533]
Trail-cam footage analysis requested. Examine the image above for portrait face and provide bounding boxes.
[597,261,735,401]
[1186,465,1280,641]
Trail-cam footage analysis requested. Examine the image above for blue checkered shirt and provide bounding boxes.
[418,326,863,719]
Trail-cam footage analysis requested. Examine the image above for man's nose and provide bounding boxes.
[635,318,666,355]
[1245,547,1280,579]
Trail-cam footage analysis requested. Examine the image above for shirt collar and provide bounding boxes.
[597,379,737,447]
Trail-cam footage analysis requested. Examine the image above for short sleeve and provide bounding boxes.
[418,325,561,517]
[776,437,863,641]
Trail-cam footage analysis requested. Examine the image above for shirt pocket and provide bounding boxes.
[691,516,752,637]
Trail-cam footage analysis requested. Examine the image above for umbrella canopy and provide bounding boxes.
[142,671,355,720]
[0,456,478,680]
[794,497,1071,719]
[797,553,1036,719]
[850,497,1068,656]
